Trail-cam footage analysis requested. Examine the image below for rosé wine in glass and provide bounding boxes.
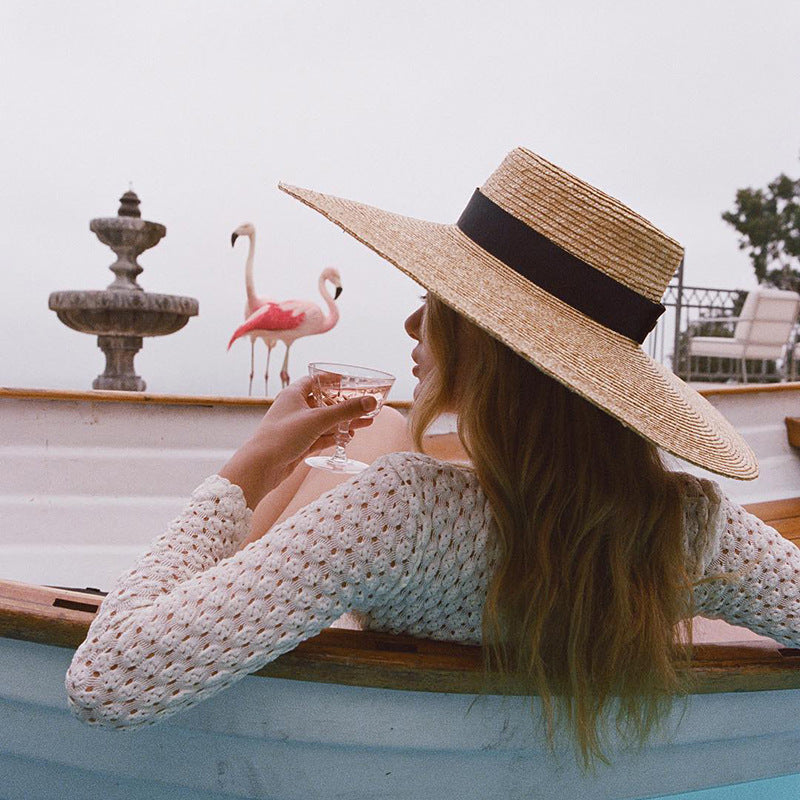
[306,362,396,473]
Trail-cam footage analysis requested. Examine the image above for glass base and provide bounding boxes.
[305,455,369,474]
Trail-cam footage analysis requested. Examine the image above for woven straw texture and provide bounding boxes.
[481,148,684,302]
[278,149,757,480]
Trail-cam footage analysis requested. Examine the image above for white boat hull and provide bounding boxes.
[2,385,798,588]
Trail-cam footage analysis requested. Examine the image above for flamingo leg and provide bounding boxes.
[264,342,274,396]
[280,344,292,388]
[248,337,256,396]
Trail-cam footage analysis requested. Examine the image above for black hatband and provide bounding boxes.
[456,189,665,344]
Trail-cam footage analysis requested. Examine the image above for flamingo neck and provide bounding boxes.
[244,233,259,312]
[318,275,340,333]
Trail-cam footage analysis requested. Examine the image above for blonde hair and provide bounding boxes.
[410,296,693,767]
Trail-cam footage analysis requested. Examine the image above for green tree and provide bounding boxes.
[721,160,800,292]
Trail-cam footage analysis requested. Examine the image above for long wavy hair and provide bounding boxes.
[409,295,694,767]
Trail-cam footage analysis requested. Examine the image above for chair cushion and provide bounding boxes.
[688,337,746,358]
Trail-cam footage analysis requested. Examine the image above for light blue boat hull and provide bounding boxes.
[3,636,800,800]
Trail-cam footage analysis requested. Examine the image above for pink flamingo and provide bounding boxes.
[228,266,343,394]
[231,222,278,395]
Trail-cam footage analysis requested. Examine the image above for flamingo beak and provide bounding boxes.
[334,286,343,300]
[231,232,239,247]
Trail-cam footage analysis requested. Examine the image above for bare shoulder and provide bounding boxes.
[366,405,412,438]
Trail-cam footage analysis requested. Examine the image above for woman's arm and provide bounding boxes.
[694,494,800,646]
[64,378,393,729]
[64,453,425,730]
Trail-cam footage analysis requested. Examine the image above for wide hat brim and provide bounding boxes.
[279,182,758,480]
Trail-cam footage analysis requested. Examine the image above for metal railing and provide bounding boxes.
[645,261,791,382]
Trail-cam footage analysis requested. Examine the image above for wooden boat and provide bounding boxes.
[2,385,800,800]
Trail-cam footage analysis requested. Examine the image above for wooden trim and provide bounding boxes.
[5,382,800,407]
[749,498,800,541]
[786,417,800,449]
[3,577,800,695]
[3,381,799,413]
[257,627,492,694]
[744,496,800,524]
[0,386,273,407]
[740,497,800,545]
[0,386,412,411]
[254,630,800,695]
[697,382,800,397]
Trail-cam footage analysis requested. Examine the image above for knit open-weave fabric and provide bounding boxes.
[65,452,800,730]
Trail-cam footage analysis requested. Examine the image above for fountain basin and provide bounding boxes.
[90,215,165,252]
[49,290,198,337]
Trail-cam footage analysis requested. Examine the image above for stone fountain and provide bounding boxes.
[49,190,199,391]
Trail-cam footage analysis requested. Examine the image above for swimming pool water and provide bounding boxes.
[655,773,800,799]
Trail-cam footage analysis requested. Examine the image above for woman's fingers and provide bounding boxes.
[291,375,315,403]
[311,413,375,443]
[308,434,339,453]
[315,416,374,440]
[289,376,378,422]
[269,376,379,456]
[315,394,377,425]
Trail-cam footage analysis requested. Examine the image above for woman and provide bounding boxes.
[65,148,800,766]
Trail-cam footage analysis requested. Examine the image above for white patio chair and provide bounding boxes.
[686,288,800,383]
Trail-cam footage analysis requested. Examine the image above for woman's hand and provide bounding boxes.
[219,376,377,509]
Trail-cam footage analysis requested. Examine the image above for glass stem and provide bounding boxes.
[330,422,350,466]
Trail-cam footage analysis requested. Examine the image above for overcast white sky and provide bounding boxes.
[2,1,799,401]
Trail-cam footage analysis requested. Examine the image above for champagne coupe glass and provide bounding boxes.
[305,362,396,473]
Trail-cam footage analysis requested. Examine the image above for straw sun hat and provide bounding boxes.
[279,147,757,480]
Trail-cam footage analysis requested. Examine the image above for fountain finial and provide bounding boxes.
[118,189,141,218]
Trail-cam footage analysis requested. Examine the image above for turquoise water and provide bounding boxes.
[655,773,800,799]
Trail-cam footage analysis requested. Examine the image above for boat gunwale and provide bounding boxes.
[4,382,800,409]
[3,577,800,696]
[0,386,414,409]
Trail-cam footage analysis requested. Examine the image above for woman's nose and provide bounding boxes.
[405,305,423,340]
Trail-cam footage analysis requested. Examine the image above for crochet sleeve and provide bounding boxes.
[65,454,426,730]
[693,492,800,647]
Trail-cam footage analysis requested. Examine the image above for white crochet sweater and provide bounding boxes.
[65,452,800,730]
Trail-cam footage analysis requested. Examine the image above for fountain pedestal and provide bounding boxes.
[95,336,145,391]
[48,190,199,391]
